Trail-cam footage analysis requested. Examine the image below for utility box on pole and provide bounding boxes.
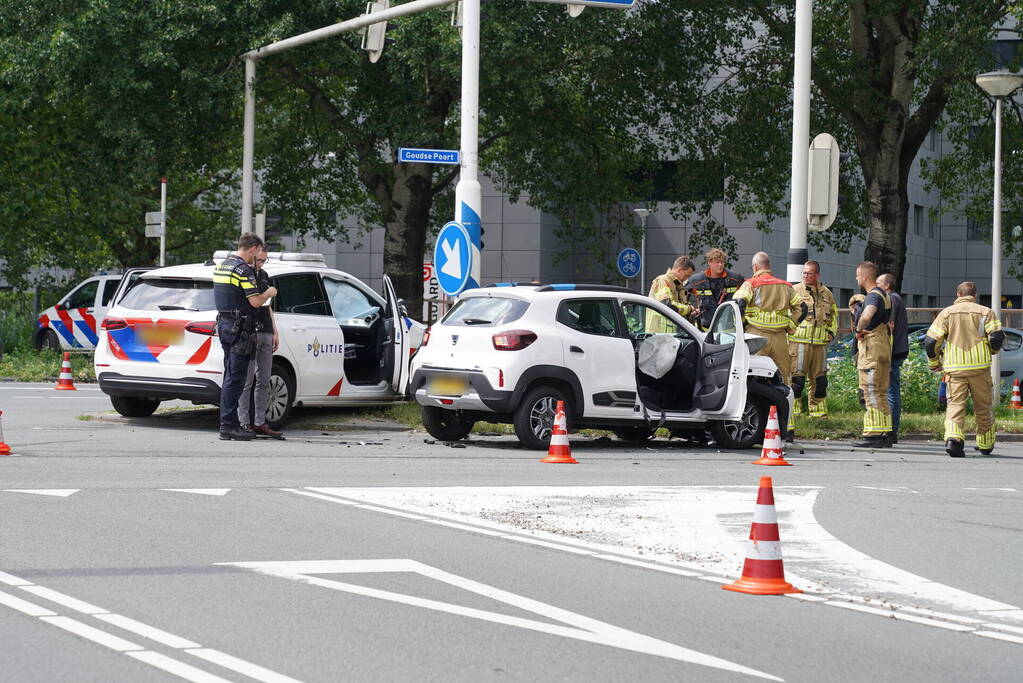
[361,1,390,63]
[807,133,840,232]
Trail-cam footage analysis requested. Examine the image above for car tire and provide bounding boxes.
[110,395,160,418]
[265,361,295,428]
[612,427,655,443]
[38,329,60,351]
[513,385,569,451]
[421,406,474,442]
[709,396,769,449]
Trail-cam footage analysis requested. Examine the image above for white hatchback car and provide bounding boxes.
[35,274,124,351]
[94,252,422,424]
[409,284,792,450]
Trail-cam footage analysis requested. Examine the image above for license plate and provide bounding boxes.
[429,376,467,396]
[137,325,183,346]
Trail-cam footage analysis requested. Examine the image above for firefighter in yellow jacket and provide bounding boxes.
[646,256,697,332]
[732,252,806,382]
[925,281,1004,457]
[788,260,838,416]
[851,262,893,448]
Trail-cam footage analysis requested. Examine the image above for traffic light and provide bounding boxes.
[361,1,390,64]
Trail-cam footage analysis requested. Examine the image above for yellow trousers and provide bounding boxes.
[945,370,995,449]
[858,364,891,436]
[752,328,791,384]
[789,342,827,416]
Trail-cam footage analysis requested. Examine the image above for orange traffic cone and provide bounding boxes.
[55,352,76,391]
[0,410,11,455]
[723,476,801,595]
[752,405,791,466]
[1010,379,1023,409]
[540,400,577,464]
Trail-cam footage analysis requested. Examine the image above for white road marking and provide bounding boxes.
[854,486,918,493]
[976,631,1023,645]
[186,648,305,683]
[428,519,507,537]
[40,615,144,651]
[223,559,783,681]
[95,613,201,648]
[963,487,1018,493]
[21,585,108,614]
[160,489,231,497]
[0,570,33,586]
[3,489,80,497]
[592,555,701,577]
[127,651,234,683]
[0,589,58,616]
[0,386,101,391]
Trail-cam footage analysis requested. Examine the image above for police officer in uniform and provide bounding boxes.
[732,252,806,383]
[647,256,697,331]
[925,281,1004,457]
[688,248,744,330]
[214,233,277,441]
[788,260,838,417]
[851,262,892,448]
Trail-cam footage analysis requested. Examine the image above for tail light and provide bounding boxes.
[492,329,537,351]
[185,321,217,336]
[100,317,127,331]
[422,327,431,347]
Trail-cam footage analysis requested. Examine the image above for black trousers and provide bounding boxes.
[219,338,251,433]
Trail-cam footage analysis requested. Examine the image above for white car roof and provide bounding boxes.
[458,284,644,302]
[137,255,364,284]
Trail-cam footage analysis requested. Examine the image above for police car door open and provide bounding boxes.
[383,275,411,396]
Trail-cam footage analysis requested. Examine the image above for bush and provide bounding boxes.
[824,340,940,412]
[0,291,38,353]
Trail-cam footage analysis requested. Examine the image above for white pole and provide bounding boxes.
[786,0,813,283]
[992,96,1003,403]
[242,57,256,237]
[454,0,482,290]
[159,178,167,267]
[640,215,647,293]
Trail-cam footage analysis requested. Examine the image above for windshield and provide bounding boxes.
[443,296,529,327]
[118,279,216,312]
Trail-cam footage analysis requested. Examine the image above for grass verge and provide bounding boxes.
[0,349,96,382]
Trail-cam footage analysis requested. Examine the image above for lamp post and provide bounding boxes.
[634,208,650,293]
[975,70,1023,403]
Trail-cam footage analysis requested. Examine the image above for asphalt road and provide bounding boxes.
[1,382,1022,682]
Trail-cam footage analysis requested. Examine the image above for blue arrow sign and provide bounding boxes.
[434,221,473,296]
[617,248,641,279]
[398,148,461,165]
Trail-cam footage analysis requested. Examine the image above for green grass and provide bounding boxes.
[793,407,1023,440]
[0,349,96,382]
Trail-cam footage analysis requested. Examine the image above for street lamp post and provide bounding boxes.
[975,71,1023,404]
[634,208,650,293]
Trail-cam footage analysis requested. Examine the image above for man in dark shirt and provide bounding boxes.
[878,274,908,443]
[238,246,283,438]
[688,247,744,329]
[213,233,277,441]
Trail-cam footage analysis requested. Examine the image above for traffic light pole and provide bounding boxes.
[786,0,812,283]
[454,0,482,290]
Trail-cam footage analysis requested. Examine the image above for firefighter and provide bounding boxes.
[732,251,806,383]
[647,256,697,331]
[851,262,893,448]
[924,281,1004,457]
[688,248,744,330]
[788,260,838,417]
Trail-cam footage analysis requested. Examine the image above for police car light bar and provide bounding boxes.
[210,251,327,265]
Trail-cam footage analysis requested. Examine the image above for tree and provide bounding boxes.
[644,0,1013,290]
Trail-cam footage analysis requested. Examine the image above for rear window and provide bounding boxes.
[443,296,529,327]
[118,279,216,312]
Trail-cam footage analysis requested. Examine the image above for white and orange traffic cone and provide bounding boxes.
[751,405,791,466]
[722,476,801,595]
[1010,378,1023,410]
[55,352,76,391]
[0,410,11,455]
[540,400,577,464]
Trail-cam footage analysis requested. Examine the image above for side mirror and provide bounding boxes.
[397,298,409,318]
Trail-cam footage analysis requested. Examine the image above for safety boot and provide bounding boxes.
[973,446,994,456]
[852,433,891,449]
[945,439,965,458]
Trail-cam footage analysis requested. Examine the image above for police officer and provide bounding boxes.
[688,248,744,330]
[851,261,892,448]
[238,245,283,439]
[214,233,277,441]
[788,260,837,417]
[647,256,697,331]
[732,252,806,383]
[925,281,1004,457]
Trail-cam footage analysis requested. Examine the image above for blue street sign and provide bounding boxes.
[617,248,641,279]
[398,148,461,165]
[434,221,473,296]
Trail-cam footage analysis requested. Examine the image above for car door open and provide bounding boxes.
[695,301,749,418]
[382,275,411,396]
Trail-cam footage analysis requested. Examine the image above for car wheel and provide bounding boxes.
[612,427,655,443]
[38,329,60,351]
[513,385,569,451]
[709,396,769,449]
[110,395,160,418]
[265,361,296,428]
[421,406,474,441]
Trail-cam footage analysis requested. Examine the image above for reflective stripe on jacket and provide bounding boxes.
[647,269,693,318]
[926,296,1002,374]
[733,269,802,332]
[788,283,838,345]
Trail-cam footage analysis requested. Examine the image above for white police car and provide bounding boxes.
[35,274,124,351]
[94,252,424,423]
[409,284,792,450]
